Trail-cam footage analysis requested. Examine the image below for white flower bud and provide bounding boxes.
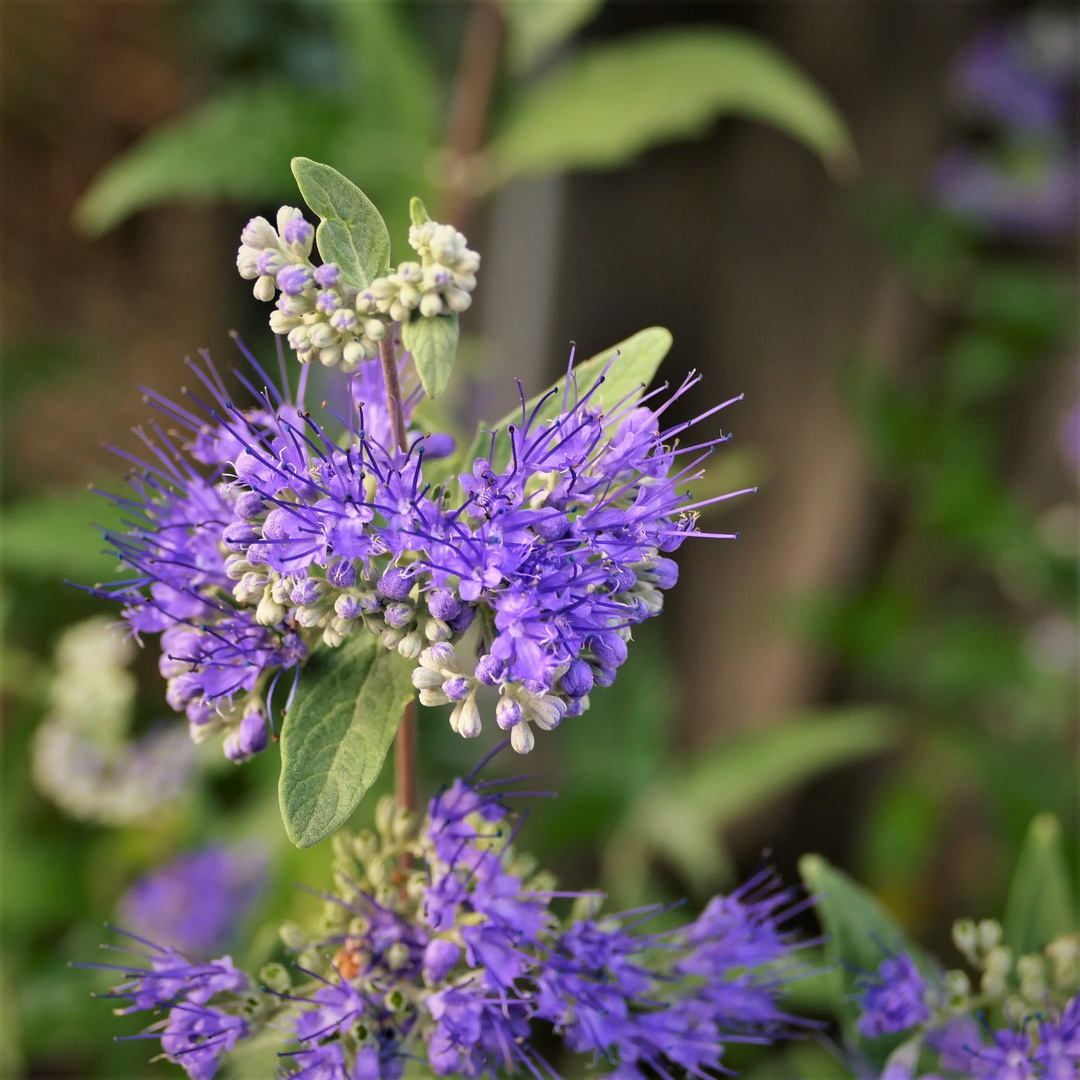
[355,291,376,315]
[364,318,387,341]
[412,667,444,690]
[343,341,368,367]
[319,344,343,367]
[953,919,979,963]
[457,250,480,274]
[978,920,1003,953]
[444,288,472,313]
[288,326,312,353]
[510,721,535,754]
[424,618,451,642]
[397,261,423,285]
[381,627,406,649]
[276,205,303,235]
[253,275,277,302]
[269,311,301,335]
[452,697,482,738]
[309,323,338,349]
[370,277,398,301]
[330,308,357,333]
[419,292,444,318]
[420,688,450,707]
[525,695,564,731]
[398,631,423,659]
[256,584,286,626]
[389,300,411,323]
[241,216,279,250]
[236,246,260,279]
[295,605,327,629]
[452,271,477,293]
[279,293,312,315]
[323,624,345,648]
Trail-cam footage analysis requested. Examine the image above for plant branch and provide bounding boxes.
[440,0,505,226]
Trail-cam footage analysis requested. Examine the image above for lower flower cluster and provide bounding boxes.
[85,776,810,1080]
[854,922,1080,1079]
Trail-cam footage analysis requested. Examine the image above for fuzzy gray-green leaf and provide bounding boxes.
[402,313,459,399]
[279,634,414,848]
[291,157,391,289]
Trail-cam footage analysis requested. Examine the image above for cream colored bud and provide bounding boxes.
[444,288,472,313]
[419,292,444,318]
[453,696,482,738]
[319,344,343,367]
[510,721,535,754]
[389,300,412,323]
[420,688,450,708]
[253,275,277,302]
[364,318,387,341]
[269,311,301,335]
[343,341,368,367]
[978,920,1003,953]
[397,261,423,285]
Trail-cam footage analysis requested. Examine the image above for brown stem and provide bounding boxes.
[394,699,419,817]
[379,331,418,815]
[440,0,505,227]
[379,335,409,452]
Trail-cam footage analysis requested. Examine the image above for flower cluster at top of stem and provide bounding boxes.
[853,919,1080,1079]
[237,207,479,371]
[93,314,746,756]
[86,775,809,1080]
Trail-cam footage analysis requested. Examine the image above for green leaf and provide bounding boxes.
[402,313,460,399]
[279,634,415,848]
[74,82,357,236]
[291,158,392,290]
[1003,814,1076,955]
[409,196,431,227]
[487,29,854,185]
[463,326,673,475]
[497,0,603,74]
[603,709,897,904]
[799,854,935,1060]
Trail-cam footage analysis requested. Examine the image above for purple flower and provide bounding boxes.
[1035,994,1080,1080]
[856,952,930,1038]
[119,846,267,955]
[161,1002,247,1080]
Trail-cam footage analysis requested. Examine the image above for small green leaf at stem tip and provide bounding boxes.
[1003,813,1076,955]
[402,311,459,399]
[409,196,431,227]
[290,157,391,289]
[278,634,415,849]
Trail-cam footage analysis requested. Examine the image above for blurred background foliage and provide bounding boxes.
[1,2,1076,1078]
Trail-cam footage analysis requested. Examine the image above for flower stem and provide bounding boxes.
[379,335,409,453]
[380,331,418,815]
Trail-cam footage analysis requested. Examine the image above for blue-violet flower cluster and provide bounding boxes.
[87,776,809,1080]
[853,919,1080,1079]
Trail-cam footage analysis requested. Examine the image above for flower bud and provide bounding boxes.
[257,250,289,277]
[398,630,423,659]
[277,264,313,296]
[241,216,278,250]
[253,275,277,302]
[426,588,461,622]
[378,567,413,600]
[442,676,472,702]
[238,709,269,756]
[268,310,301,335]
[419,688,450,707]
[283,215,313,250]
[335,595,363,621]
[330,308,357,333]
[560,659,593,699]
[475,653,505,686]
[419,292,444,318]
[424,618,451,642]
[412,667,444,691]
[259,962,292,994]
[444,288,472,313]
[452,697,482,738]
[510,721,535,754]
[496,697,522,730]
[364,318,387,341]
[383,602,414,629]
[256,584,286,626]
[314,263,340,288]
